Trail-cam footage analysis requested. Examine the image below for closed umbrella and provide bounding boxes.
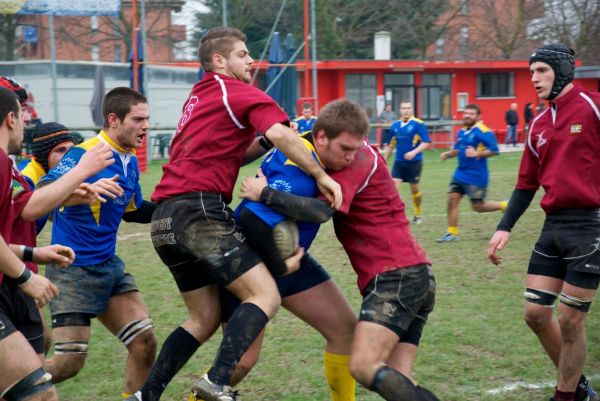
[266,32,283,103]
[281,33,299,119]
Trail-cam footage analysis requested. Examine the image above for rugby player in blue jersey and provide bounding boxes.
[384,101,431,224]
[40,88,158,397]
[436,104,507,242]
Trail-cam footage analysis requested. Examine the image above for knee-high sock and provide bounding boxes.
[208,303,268,386]
[324,352,355,401]
[411,192,422,216]
[370,366,423,401]
[141,326,201,401]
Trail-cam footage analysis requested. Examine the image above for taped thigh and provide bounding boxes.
[1,367,53,401]
[524,288,558,307]
[559,292,593,312]
[54,340,89,356]
[116,318,153,346]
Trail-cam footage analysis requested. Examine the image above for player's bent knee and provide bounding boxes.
[1,368,53,401]
[116,318,154,347]
[127,330,157,365]
[559,292,592,313]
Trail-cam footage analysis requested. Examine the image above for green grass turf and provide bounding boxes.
[37,149,600,401]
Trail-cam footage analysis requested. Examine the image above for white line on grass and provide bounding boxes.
[486,374,600,395]
[117,232,148,240]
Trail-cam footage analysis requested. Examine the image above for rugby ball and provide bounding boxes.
[273,219,300,259]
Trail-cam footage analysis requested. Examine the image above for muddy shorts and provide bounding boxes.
[151,192,261,292]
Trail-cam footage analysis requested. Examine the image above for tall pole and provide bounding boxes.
[303,0,310,98]
[222,0,228,27]
[49,13,59,121]
[310,0,318,111]
[132,0,139,91]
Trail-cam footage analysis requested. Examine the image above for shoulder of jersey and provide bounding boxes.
[475,122,491,133]
[411,117,424,124]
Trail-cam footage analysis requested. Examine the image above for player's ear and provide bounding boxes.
[314,129,327,146]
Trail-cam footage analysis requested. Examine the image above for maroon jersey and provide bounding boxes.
[11,164,37,273]
[0,150,16,284]
[518,85,600,213]
[330,144,430,294]
[152,72,290,204]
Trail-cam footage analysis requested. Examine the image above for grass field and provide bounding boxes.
[37,148,600,401]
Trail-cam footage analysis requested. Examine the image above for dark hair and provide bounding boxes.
[102,87,147,128]
[311,99,370,140]
[0,87,19,125]
[301,102,312,110]
[464,103,481,115]
[198,27,247,71]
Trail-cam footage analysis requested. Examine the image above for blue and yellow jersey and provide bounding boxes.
[39,131,144,266]
[452,122,499,187]
[294,116,317,134]
[388,117,431,163]
[236,136,321,250]
[18,158,49,234]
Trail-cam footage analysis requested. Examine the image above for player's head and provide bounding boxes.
[399,101,413,120]
[0,76,31,125]
[0,87,25,154]
[510,102,517,111]
[529,44,575,100]
[199,27,253,83]
[31,122,75,172]
[312,99,369,171]
[301,102,313,119]
[462,104,480,128]
[102,87,149,149]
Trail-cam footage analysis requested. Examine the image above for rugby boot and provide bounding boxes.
[191,374,238,401]
[435,232,459,242]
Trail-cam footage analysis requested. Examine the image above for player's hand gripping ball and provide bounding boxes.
[273,219,300,259]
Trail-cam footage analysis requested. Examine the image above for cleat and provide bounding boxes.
[435,232,459,243]
[576,382,599,401]
[191,374,238,401]
[412,216,422,225]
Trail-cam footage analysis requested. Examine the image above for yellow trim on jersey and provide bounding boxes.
[78,135,101,150]
[283,136,324,168]
[89,199,101,225]
[475,122,491,133]
[79,130,135,155]
[410,116,424,123]
[125,196,138,213]
[21,159,46,186]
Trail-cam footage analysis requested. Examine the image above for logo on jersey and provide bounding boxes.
[570,124,582,135]
[12,179,24,199]
[536,131,547,148]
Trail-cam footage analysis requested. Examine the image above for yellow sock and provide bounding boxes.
[411,192,422,216]
[448,226,458,236]
[500,200,508,211]
[324,352,355,401]
[122,393,132,399]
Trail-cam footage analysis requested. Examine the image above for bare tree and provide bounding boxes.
[529,0,600,64]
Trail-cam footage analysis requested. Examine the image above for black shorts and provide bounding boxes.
[391,161,422,184]
[448,180,487,202]
[359,264,435,345]
[0,278,44,354]
[151,192,262,292]
[219,253,331,322]
[528,208,600,289]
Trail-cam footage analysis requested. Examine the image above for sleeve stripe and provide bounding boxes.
[527,108,549,159]
[356,145,378,194]
[214,75,246,130]
[579,93,600,122]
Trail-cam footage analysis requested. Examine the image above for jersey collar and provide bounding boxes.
[98,130,135,155]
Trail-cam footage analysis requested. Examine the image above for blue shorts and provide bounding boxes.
[359,264,435,345]
[448,180,487,202]
[528,208,600,289]
[45,255,138,319]
[220,253,331,322]
[391,161,422,184]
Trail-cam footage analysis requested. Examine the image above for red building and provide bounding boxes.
[290,58,598,146]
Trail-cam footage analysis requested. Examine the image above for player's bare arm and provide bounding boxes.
[21,143,115,220]
[264,123,342,209]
